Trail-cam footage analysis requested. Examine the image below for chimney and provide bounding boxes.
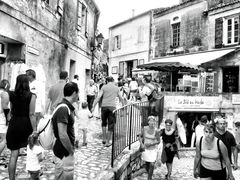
[132,9,135,17]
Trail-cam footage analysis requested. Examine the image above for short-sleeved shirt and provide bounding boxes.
[195,124,205,142]
[101,82,119,107]
[26,145,44,171]
[215,130,236,163]
[48,80,66,112]
[52,98,75,159]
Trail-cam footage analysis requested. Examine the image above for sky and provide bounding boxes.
[95,0,180,38]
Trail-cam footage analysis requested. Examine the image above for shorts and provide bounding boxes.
[101,106,116,131]
[54,156,74,180]
[199,164,226,180]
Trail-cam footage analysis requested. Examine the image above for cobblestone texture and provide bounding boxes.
[0,118,111,180]
[133,157,240,180]
[1,117,240,180]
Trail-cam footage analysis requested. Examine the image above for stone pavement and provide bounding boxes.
[0,117,112,180]
[133,156,240,180]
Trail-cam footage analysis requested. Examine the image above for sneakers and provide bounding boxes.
[82,142,87,146]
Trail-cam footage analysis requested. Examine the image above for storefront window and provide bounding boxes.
[222,66,239,93]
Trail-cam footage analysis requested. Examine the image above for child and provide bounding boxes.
[76,102,93,146]
[26,132,44,180]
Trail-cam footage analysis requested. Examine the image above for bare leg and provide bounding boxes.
[102,126,107,143]
[166,163,172,179]
[0,133,6,155]
[82,129,87,144]
[148,162,154,180]
[8,149,19,180]
[106,131,112,145]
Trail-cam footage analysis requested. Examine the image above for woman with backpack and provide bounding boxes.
[193,121,235,180]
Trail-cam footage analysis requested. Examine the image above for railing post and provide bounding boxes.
[128,105,133,150]
[111,111,115,168]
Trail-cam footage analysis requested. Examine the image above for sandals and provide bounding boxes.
[165,173,171,180]
[104,143,112,147]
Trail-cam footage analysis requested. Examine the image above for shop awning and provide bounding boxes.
[137,61,199,73]
[138,48,236,69]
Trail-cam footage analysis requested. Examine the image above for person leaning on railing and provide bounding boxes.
[138,116,160,180]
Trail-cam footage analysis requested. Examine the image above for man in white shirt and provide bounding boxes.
[86,79,98,111]
[129,77,138,101]
[26,69,44,124]
[138,75,155,127]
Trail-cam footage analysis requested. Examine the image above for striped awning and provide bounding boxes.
[137,61,199,73]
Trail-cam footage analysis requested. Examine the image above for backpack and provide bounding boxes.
[37,104,70,150]
[145,83,158,102]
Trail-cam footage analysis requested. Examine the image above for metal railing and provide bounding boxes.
[111,96,164,167]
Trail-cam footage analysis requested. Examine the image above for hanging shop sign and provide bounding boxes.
[165,95,221,111]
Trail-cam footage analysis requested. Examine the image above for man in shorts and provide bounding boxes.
[92,76,124,147]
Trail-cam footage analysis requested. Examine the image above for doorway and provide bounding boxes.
[222,66,239,93]
[178,112,212,147]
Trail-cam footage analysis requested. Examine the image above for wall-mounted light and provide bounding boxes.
[90,33,104,52]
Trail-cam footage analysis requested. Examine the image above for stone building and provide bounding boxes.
[108,11,153,80]
[0,0,100,102]
[138,0,240,147]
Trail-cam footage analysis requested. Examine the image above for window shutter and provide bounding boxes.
[215,17,223,48]
[119,62,124,75]
[118,35,121,49]
[77,1,82,31]
[239,15,240,45]
[111,38,115,51]
[85,9,88,34]
[57,0,64,16]
[154,26,161,41]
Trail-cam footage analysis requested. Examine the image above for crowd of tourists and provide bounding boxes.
[0,70,161,179]
[0,70,239,180]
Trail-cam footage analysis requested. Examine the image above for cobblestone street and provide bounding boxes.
[0,117,112,180]
[0,116,240,180]
[133,156,240,180]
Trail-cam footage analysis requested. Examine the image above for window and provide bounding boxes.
[172,23,180,47]
[114,35,121,50]
[227,17,239,44]
[112,66,118,74]
[223,16,239,45]
[222,67,239,93]
[77,1,87,34]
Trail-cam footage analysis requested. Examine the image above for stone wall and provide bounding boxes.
[0,0,98,101]
[153,0,208,58]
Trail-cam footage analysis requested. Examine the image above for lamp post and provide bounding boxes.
[90,33,104,80]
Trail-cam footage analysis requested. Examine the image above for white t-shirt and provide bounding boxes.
[30,80,44,113]
[26,145,44,171]
[129,81,138,91]
[195,124,205,142]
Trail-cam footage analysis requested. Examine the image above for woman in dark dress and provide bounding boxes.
[160,119,179,180]
[6,74,37,180]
